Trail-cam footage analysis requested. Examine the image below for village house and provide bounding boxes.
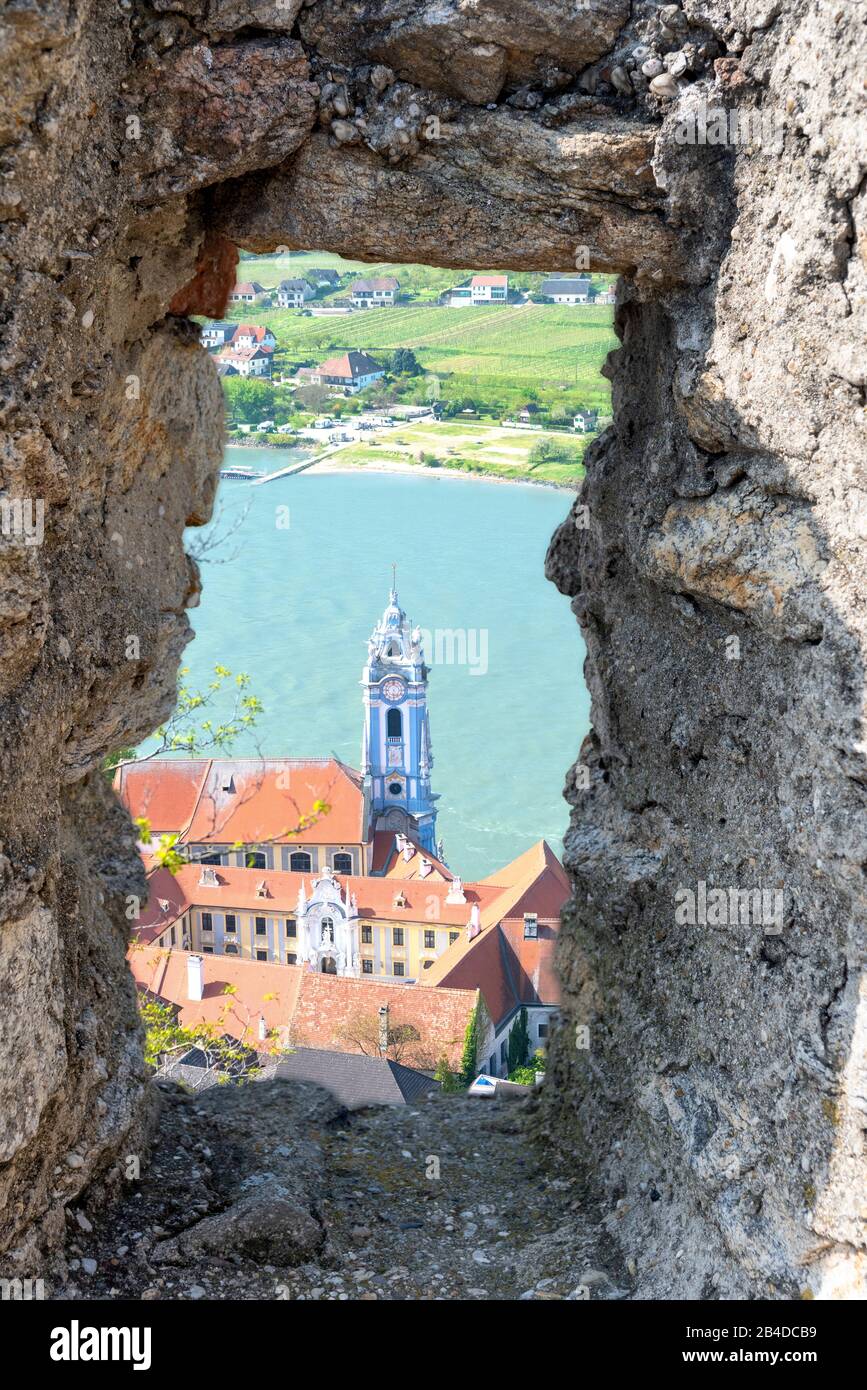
[539,275,592,304]
[276,277,315,309]
[304,267,342,289]
[594,284,616,304]
[470,273,508,304]
[229,281,266,303]
[200,321,238,350]
[214,344,272,378]
[573,408,599,433]
[231,323,276,352]
[517,402,544,423]
[350,276,399,308]
[311,350,385,393]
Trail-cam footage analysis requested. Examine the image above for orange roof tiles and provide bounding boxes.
[371,830,453,881]
[471,274,508,287]
[133,860,503,927]
[114,758,366,846]
[419,840,567,1024]
[130,945,477,1069]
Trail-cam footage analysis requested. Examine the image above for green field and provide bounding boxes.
[232,251,617,413]
[326,419,591,486]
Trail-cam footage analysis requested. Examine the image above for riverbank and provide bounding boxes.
[307,454,580,491]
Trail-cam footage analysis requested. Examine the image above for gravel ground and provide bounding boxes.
[52,1078,627,1302]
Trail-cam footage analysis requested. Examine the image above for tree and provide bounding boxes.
[295,382,331,413]
[507,1006,530,1073]
[459,1002,480,1087]
[508,1049,546,1086]
[434,1054,460,1093]
[222,376,276,425]
[336,1008,421,1062]
[389,347,422,376]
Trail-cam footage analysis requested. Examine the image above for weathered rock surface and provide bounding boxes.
[53,1079,607,1302]
[1,0,865,1301]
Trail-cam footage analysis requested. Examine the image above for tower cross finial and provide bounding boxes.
[391,562,397,594]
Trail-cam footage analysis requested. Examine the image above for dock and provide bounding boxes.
[249,443,352,486]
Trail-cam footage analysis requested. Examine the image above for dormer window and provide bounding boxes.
[255,879,269,899]
[199,866,219,888]
[393,891,407,909]
[523,913,538,939]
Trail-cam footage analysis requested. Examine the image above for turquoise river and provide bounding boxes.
[174,446,590,881]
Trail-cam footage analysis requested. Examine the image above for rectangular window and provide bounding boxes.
[393,927,404,946]
[287,952,297,965]
[393,961,404,977]
[169,926,176,946]
[255,917,267,936]
[286,918,296,938]
[201,912,213,933]
[361,925,372,944]
[256,949,268,962]
[225,944,238,955]
[449,931,459,945]
[500,1042,508,1062]
[203,946,213,954]
[424,930,436,950]
[225,914,235,932]
[362,959,373,974]
[538,1023,548,1039]
[523,913,538,939]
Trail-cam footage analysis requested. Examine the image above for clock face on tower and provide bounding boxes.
[381,678,405,703]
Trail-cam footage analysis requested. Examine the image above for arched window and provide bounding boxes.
[333,852,352,875]
[321,957,337,974]
[245,850,266,870]
[386,707,402,739]
[290,851,312,872]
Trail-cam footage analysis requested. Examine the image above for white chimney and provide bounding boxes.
[187,954,205,1002]
[258,1014,267,1043]
[378,1004,389,1055]
[467,903,481,940]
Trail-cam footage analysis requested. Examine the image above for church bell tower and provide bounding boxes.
[361,578,439,855]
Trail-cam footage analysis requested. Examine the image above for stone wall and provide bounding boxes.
[1,0,863,1296]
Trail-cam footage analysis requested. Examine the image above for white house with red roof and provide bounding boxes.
[232,323,276,352]
[470,274,508,304]
[310,350,385,393]
[229,281,266,303]
[214,345,272,378]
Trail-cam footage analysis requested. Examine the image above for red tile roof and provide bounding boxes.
[133,860,504,927]
[234,324,273,344]
[130,945,477,1069]
[420,840,567,1024]
[114,757,366,846]
[315,350,383,380]
[471,274,508,287]
[371,830,453,881]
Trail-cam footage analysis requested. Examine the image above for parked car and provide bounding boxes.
[256,420,276,432]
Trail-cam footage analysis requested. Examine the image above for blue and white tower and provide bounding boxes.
[361,579,439,855]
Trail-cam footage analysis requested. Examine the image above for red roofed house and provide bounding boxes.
[215,345,272,378]
[471,274,508,304]
[310,350,385,393]
[232,323,276,352]
[229,281,265,303]
[130,943,479,1071]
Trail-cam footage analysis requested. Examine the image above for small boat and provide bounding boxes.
[219,464,265,481]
